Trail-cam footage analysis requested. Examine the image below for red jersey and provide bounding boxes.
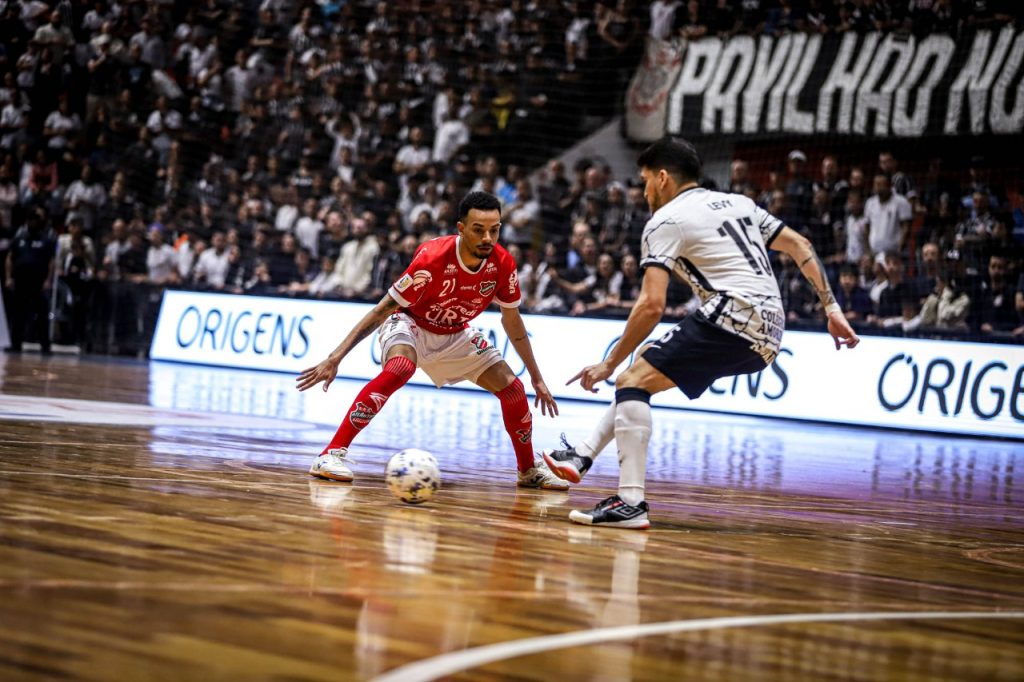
[388,235,521,334]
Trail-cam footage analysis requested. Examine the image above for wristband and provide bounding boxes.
[825,303,842,316]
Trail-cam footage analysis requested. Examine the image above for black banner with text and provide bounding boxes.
[626,27,1024,141]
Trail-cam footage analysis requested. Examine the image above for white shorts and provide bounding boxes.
[378,312,504,387]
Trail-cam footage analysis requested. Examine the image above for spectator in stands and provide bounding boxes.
[564,221,592,269]
[729,159,750,194]
[294,198,324,258]
[835,264,872,322]
[868,253,917,329]
[113,227,148,354]
[569,252,622,316]
[305,253,341,299]
[843,189,869,266]
[805,188,842,276]
[785,149,813,227]
[64,166,106,235]
[955,190,996,277]
[907,265,971,332]
[193,230,230,290]
[143,223,178,332]
[550,234,599,308]
[879,150,914,199]
[6,206,55,353]
[865,173,912,259]
[977,254,1017,335]
[503,179,540,250]
[266,232,299,287]
[334,215,378,299]
[538,159,572,245]
[59,235,94,348]
[223,245,248,295]
[520,241,566,314]
[814,154,849,216]
[914,242,942,300]
[56,216,96,272]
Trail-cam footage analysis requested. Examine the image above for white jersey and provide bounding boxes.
[640,187,786,363]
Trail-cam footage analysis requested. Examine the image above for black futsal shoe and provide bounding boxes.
[569,495,650,529]
[541,434,593,484]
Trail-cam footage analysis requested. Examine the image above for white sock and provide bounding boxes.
[577,402,616,459]
[614,396,651,507]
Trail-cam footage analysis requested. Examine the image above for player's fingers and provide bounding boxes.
[566,369,584,386]
[834,336,840,350]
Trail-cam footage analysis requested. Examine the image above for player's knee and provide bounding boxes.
[615,367,641,390]
[386,344,417,364]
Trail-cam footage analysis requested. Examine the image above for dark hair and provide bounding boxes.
[458,191,501,221]
[839,264,858,278]
[636,136,702,183]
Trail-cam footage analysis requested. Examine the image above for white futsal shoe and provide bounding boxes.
[517,456,571,491]
[309,448,355,482]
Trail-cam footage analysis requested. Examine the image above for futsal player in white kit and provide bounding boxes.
[543,137,860,528]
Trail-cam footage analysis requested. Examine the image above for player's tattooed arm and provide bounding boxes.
[770,226,837,311]
[329,294,400,362]
[797,250,838,311]
[296,294,399,392]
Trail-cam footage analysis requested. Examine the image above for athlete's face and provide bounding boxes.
[458,208,502,260]
[639,166,672,213]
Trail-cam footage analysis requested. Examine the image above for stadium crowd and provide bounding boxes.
[0,0,1020,355]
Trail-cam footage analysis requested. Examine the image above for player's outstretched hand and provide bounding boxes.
[827,312,860,350]
[567,361,613,393]
[296,357,339,392]
[532,379,559,417]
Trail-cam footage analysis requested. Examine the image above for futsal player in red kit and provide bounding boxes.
[296,191,568,489]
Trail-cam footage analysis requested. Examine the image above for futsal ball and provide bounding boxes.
[385,448,441,505]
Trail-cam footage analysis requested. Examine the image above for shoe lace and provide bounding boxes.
[559,432,573,450]
[326,448,357,464]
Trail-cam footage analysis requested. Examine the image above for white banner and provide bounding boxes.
[151,291,1024,439]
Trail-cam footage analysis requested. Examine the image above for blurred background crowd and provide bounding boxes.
[1,0,1021,356]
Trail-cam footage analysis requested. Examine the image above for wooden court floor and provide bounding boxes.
[0,353,1022,681]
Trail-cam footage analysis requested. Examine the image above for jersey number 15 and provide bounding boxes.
[717,217,771,275]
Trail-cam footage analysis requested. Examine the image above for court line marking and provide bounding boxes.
[370,611,1024,682]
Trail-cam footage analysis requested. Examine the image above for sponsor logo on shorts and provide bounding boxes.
[479,280,496,296]
[349,401,376,429]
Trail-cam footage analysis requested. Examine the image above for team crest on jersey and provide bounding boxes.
[479,280,496,296]
[349,401,376,429]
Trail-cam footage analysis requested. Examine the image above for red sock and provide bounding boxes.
[495,378,534,473]
[322,356,416,454]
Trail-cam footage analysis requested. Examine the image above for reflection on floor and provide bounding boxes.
[0,354,1021,682]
